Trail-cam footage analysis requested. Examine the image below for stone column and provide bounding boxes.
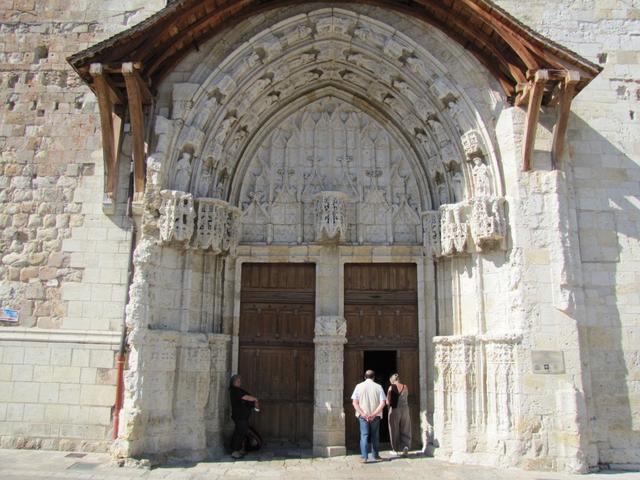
[313,315,347,457]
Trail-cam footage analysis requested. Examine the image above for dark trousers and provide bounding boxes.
[231,418,250,452]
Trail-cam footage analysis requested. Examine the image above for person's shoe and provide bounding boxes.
[239,449,247,456]
[373,455,383,461]
[359,458,368,464]
[402,446,409,457]
[231,451,243,459]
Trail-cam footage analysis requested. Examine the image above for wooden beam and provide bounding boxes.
[122,62,153,104]
[90,63,124,104]
[90,63,125,212]
[522,69,549,171]
[551,71,580,168]
[122,63,148,204]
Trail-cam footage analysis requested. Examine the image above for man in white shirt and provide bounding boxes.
[351,369,387,462]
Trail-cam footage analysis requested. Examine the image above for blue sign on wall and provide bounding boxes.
[0,308,18,323]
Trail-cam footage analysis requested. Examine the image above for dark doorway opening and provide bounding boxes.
[363,350,397,444]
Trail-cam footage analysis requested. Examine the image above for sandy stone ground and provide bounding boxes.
[1,449,639,480]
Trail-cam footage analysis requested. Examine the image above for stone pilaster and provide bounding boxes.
[205,334,232,454]
[312,315,347,457]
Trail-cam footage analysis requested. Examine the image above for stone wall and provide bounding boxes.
[0,0,165,450]
[0,0,638,472]
[494,0,640,469]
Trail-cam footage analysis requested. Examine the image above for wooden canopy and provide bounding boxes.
[68,0,601,103]
[67,0,602,209]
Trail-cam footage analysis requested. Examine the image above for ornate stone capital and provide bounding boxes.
[314,315,347,343]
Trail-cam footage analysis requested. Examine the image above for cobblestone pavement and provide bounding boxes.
[1,449,639,480]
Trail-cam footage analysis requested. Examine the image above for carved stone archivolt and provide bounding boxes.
[144,10,504,252]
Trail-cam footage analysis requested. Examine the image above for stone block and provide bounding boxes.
[11,365,33,382]
[80,384,116,407]
[45,404,69,423]
[22,404,45,422]
[6,403,24,422]
[61,282,91,301]
[11,381,38,402]
[23,347,51,365]
[50,347,72,366]
[71,349,90,367]
[59,384,81,405]
[89,350,114,369]
[38,383,59,404]
[2,347,25,364]
[80,367,96,384]
[52,366,80,383]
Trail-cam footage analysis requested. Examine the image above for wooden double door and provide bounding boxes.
[238,262,420,450]
[238,263,315,446]
[343,264,420,450]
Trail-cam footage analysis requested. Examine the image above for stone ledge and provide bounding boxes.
[0,327,120,346]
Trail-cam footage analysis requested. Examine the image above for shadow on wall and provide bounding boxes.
[563,112,640,467]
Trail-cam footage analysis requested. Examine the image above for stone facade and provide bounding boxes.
[0,0,639,474]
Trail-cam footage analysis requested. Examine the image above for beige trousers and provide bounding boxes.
[388,405,412,452]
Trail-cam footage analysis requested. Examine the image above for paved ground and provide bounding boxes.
[1,448,639,480]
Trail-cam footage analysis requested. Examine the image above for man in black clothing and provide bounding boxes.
[229,374,259,459]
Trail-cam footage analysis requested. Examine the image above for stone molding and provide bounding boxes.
[0,327,120,346]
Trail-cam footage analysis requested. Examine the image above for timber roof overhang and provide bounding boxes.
[68,0,602,105]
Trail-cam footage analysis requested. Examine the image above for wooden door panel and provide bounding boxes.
[344,264,421,450]
[343,348,362,450]
[239,263,315,445]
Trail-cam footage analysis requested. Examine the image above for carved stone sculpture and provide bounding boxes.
[461,129,483,157]
[174,152,193,192]
[470,197,506,250]
[422,210,442,258]
[193,199,228,253]
[440,204,468,255]
[196,161,213,198]
[194,198,242,256]
[159,190,195,244]
[471,157,491,198]
[314,191,349,244]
